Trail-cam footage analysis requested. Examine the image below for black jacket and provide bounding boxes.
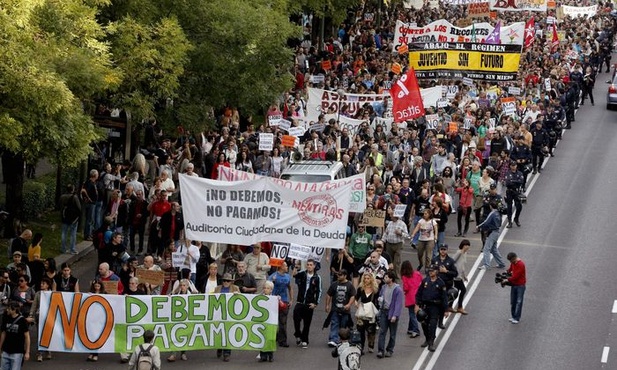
[295,270,322,305]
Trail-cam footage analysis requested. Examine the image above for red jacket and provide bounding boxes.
[507,259,526,286]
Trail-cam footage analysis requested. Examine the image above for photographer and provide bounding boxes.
[476,202,506,271]
[504,162,525,228]
[503,253,526,324]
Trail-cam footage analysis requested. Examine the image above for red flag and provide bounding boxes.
[550,23,559,52]
[390,68,425,123]
[524,18,535,49]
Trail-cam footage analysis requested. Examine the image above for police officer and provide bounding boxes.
[481,183,506,244]
[563,83,577,129]
[530,120,549,174]
[430,245,458,320]
[504,162,524,228]
[544,104,563,154]
[415,265,448,352]
[510,135,531,189]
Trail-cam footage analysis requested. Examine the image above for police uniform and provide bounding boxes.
[415,269,448,350]
[504,166,524,227]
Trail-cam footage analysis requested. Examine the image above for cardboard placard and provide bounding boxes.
[101,281,118,295]
[359,209,386,228]
[136,269,165,286]
[468,2,490,18]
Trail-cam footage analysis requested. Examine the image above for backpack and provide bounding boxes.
[137,344,154,370]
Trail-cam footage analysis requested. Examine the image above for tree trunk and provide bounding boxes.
[2,151,25,238]
[55,156,62,209]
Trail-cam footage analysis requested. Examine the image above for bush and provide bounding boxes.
[22,173,58,220]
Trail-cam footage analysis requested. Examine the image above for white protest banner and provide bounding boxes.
[544,78,551,92]
[38,291,278,353]
[278,119,292,132]
[403,0,423,9]
[288,126,306,137]
[217,166,366,213]
[425,114,440,130]
[501,97,517,116]
[509,86,521,96]
[562,5,597,18]
[306,87,442,121]
[172,244,189,269]
[180,174,352,249]
[259,133,274,151]
[489,0,547,12]
[462,77,474,87]
[393,19,525,52]
[268,114,282,126]
[393,204,407,218]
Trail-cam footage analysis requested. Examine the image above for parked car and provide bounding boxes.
[607,69,617,110]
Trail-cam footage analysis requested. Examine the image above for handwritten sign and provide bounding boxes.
[425,114,439,130]
[437,98,449,108]
[281,135,297,147]
[268,114,282,126]
[360,209,386,228]
[259,133,274,151]
[462,77,474,87]
[288,126,305,137]
[278,119,292,132]
[101,281,119,295]
[393,204,407,218]
[136,269,165,286]
[509,86,521,96]
[172,246,188,269]
[446,85,459,100]
[501,97,516,116]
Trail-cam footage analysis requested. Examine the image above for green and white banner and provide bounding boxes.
[38,292,278,353]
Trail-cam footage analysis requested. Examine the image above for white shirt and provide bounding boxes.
[187,245,200,274]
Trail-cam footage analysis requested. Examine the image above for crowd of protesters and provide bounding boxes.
[1,0,615,367]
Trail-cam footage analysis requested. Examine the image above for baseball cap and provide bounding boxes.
[12,251,21,256]
[428,264,439,271]
[490,183,498,189]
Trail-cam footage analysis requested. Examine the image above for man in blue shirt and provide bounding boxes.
[476,202,506,270]
[268,262,293,347]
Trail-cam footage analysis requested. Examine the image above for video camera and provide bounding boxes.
[495,272,512,287]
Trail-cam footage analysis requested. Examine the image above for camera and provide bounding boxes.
[495,272,512,287]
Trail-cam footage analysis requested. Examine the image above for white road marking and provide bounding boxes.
[601,346,610,363]
[612,300,617,314]
[413,119,570,369]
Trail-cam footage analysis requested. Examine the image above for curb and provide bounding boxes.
[55,240,95,267]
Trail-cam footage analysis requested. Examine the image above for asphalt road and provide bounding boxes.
[26,71,617,370]
[422,69,617,370]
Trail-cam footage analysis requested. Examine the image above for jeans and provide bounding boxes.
[61,221,78,253]
[510,285,526,321]
[433,231,445,258]
[83,203,96,238]
[407,305,420,334]
[411,215,421,245]
[1,352,24,370]
[377,310,398,353]
[328,311,349,343]
[482,231,506,268]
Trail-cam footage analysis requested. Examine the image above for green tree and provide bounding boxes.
[0,0,118,231]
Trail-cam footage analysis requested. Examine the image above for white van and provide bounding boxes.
[280,160,345,182]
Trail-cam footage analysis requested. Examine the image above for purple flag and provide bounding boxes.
[485,21,501,45]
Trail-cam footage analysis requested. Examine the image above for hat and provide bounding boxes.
[439,244,448,250]
[12,251,21,256]
[490,183,498,189]
[428,264,439,271]
[469,141,477,148]
[222,273,234,281]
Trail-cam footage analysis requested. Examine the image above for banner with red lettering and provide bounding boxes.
[390,68,425,122]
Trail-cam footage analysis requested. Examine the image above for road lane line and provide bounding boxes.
[601,346,610,363]
[414,117,570,369]
[612,300,617,313]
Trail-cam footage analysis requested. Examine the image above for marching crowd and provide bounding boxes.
[1,0,615,369]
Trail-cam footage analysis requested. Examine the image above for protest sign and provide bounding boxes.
[217,167,367,213]
[509,86,521,96]
[278,119,292,132]
[136,269,165,286]
[393,205,407,219]
[393,19,525,52]
[38,291,278,353]
[437,98,449,108]
[172,245,189,269]
[468,2,490,18]
[271,243,325,262]
[259,133,274,151]
[101,281,118,295]
[359,209,386,228]
[425,114,440,130]
[489,0,547,12]
[544,78,551,91]
[281,135,297,147]
[180,174,353,248]
[462,77,474,86]
[488,118,496,129]
[501,97,517,115]
[444,0,490,3]
[445,85,459,99]
[309,75,325,84]
[463,117,472,130]
[270,243,289,267]
[268,114,282,126]
[561,4,597,18]
[409,42,523,81]
[287,126,305,137]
